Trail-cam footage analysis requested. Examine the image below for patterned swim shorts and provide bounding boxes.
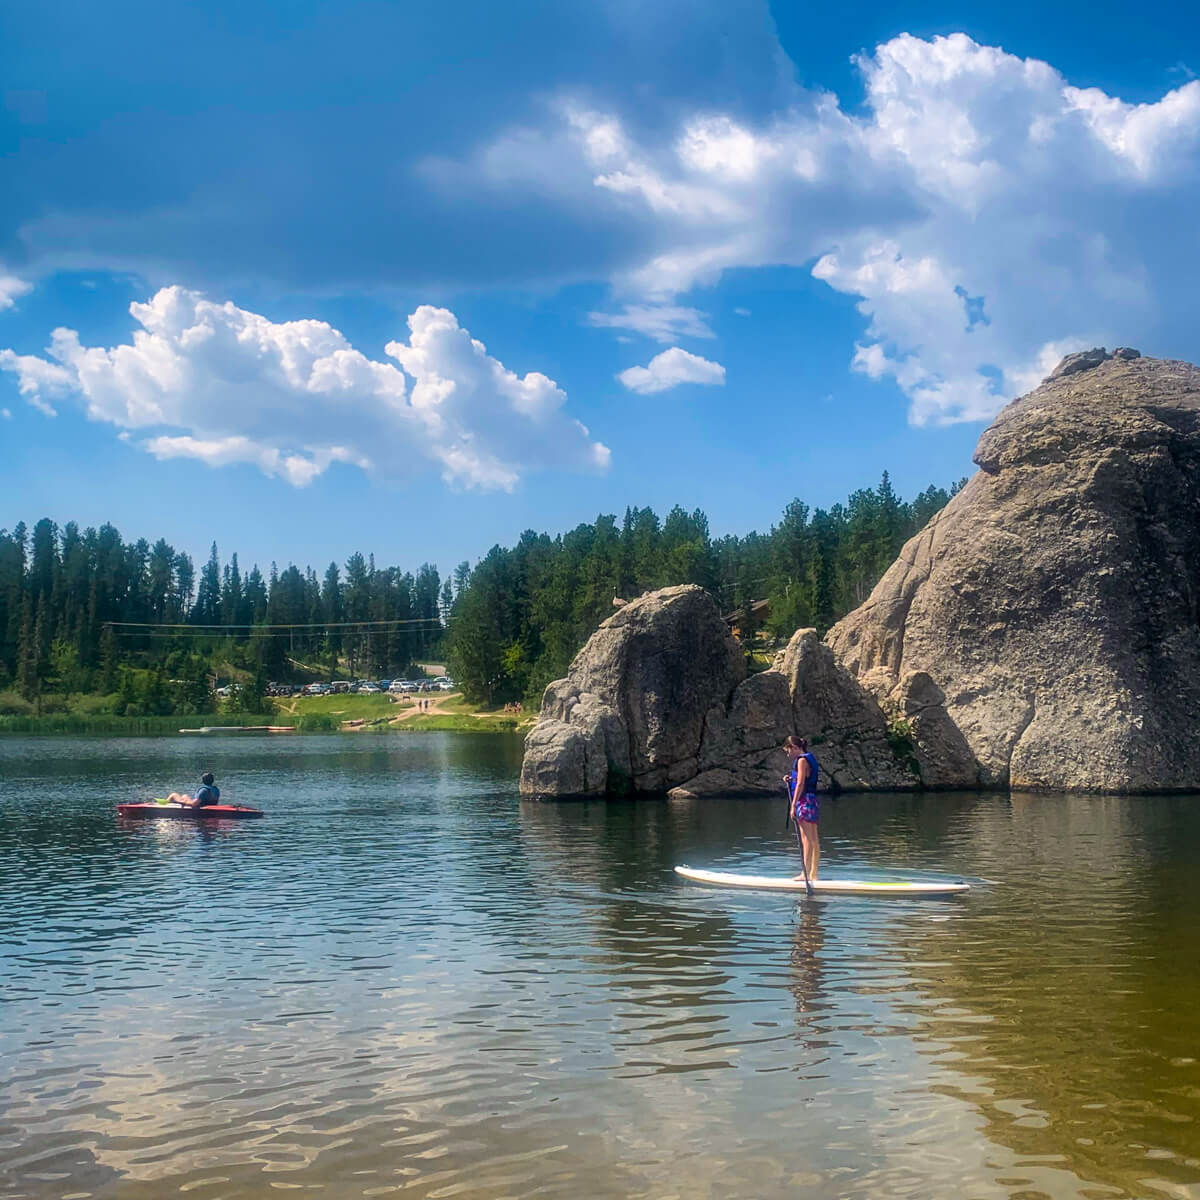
[793,793,820,825]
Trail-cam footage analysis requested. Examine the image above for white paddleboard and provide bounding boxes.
[674,865,970,896]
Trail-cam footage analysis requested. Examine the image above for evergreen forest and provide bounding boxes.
[0,472,962,719]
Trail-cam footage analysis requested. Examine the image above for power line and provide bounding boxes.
[105,616,449,631]
[110,629,448,640]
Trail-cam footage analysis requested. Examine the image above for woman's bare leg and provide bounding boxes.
[801,821,820,880]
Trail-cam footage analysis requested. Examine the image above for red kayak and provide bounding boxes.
[117,801,264,819]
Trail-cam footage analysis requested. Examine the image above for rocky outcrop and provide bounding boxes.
[826,348,1200,792]
[519,586,746,797]
[523,349,1200,796]
[669,629,917,797]
[519,587,920,797]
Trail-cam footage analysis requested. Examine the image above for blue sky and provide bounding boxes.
[2,0,1197,576]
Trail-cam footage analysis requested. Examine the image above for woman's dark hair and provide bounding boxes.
[785,735,807,752]
[201,772,215,786]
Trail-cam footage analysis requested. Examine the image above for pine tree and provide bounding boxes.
[16,594,37,702]
[138,666,169,716]
[195,543,222,625]
[98,624,119,694]
[116,666,138,716]
[179,655,212,715]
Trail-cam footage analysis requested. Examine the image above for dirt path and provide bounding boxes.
[386,694,457,724]
[276,693,456,724]
[278,691,529,730]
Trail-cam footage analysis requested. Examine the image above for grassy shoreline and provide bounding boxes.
[0,712,286,735]
[0,693,532,736]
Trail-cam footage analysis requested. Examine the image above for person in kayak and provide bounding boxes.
[167,772,221,808]
[783,736,820,881]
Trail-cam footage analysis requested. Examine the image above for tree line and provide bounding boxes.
[0,520,448,716]
[444,472,964,705]
[1,470,962,717]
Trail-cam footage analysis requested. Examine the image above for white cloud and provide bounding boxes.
[1,408,10,420]
[0,272,32,311]
[143,435,363,487]
[0,287,610,490]
[478,33,1200,424]
[587,304,714,343]
[617,347,726,394]
[0,348,70,415]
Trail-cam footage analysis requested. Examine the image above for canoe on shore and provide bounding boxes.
[177,725,297,734]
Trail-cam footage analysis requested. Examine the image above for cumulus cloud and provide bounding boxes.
[617,347,726,394]
[479,33,1200,424]
[0,349,70,416]
[0,272,32,311]
[587,303,714,343]
[0,287,610,489]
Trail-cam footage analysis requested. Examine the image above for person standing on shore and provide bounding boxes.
[783,736,820,881]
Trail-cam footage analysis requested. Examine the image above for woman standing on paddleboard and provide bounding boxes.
[784,736,820,881]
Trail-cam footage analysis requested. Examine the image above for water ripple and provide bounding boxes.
[1,737,1199,1198]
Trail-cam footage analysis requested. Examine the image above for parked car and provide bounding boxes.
[359,683,381,694]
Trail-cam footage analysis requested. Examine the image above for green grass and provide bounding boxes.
[0,712,281,736]
[399,693,527,732]
[0,687,528,736]
[399,712,523,733]
[284,690,527,734]
[277,693,402,721]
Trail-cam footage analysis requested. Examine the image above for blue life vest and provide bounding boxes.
[195,784,220,807]
[790,752,819,795]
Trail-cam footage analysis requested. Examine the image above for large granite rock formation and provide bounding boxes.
[520,586,745,797]
[519,586,918,797]
[826,348,1200,792]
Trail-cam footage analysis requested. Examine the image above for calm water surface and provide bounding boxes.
[1,734,1198,1199]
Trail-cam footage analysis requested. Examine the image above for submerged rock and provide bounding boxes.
[826,350,1200,792]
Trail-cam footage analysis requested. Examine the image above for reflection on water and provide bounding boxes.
[1,736,1199,1198]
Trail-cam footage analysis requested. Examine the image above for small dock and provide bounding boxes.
[178,725,298,734]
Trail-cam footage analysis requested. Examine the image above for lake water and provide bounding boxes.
[1,734,1199,1200]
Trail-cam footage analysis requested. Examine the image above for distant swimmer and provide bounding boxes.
[167,771,221,808]
[783,736,820,881]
